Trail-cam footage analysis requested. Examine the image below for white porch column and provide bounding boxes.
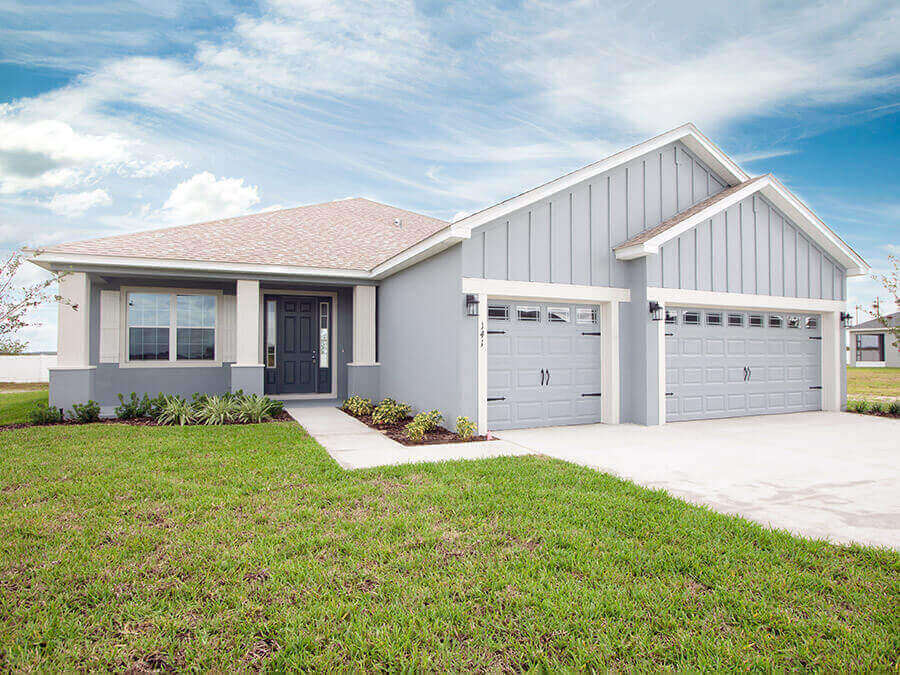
[351,285,377,364]
[821,310,842,411]
[57,272,91,367]
[231,279,263,394]
[476,291,488,435]
[235,279,261,365]
[600,301,620,424]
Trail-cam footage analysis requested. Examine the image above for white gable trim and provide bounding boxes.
[450,123,750,235]
[615,175,868,276]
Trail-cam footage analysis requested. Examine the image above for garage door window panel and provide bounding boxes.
[488,305,509,321]
[548,307,570,323]
[517,306,540,322]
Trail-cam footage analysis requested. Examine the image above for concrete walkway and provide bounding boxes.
[499,412,900,550]
[283,402,527,470]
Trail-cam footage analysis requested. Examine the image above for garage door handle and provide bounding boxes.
[743,366,749,381]
[545,368,550,385]
[487,397,506,402]
[540,368,545,385]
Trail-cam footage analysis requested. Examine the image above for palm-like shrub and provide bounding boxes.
[195,395,238,425]
[235,394,277,423]
[156,396,195,426]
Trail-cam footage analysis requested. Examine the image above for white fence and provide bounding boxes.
[0,353,57,382]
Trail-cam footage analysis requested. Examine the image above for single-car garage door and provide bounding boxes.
[487,302,602,430]
[666,307,822,422]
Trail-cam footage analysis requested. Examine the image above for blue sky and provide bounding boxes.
[1,0,898,350]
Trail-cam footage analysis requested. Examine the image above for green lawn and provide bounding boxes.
[1,423,897,670]
[847,367,900,398]
[0,390,49,425]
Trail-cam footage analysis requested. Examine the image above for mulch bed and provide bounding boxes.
[340,409,492,446]
[0,410,293,433]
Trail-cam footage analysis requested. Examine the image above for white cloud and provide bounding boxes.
[120,158,186,178]
[45,189,112,216]
[161,171,260,223]
[0,118,130,194]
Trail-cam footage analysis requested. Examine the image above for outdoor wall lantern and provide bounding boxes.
[465,294,480,317]
[649,301,663,321]
[840,311,852,328]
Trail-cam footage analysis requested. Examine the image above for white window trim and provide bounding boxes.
[119,287,224,368]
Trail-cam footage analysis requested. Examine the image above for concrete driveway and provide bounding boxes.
[498,412,900,549]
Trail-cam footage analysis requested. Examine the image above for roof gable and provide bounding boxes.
[851,312,899,330]
[614,174,868,276]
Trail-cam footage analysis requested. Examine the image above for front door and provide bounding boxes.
[263,294,333,395]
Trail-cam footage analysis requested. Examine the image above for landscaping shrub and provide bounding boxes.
[420,409,443,431]
[115,392,152,420]
[456,416,477,440]
[404,419,427,442]
[156,396,195,426]
[69,400,101,424]
[855,400,871,414]
[342,395,374,416]
[889,400,900,416]
[846,400,859,412]
[235,394,278,423]
[27,402,64,425]
[195,395,239,425]
[372,398,411,425]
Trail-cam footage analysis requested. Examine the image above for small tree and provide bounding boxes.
[868,254,899,350]
[0,250,71,354]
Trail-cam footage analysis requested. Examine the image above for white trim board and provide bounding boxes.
[615,175,868,276]
[462,278,630,303]
[647,287,846,313]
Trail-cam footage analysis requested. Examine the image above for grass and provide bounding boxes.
[0,390,49,425]
[1,423,898,670]
[847,367,900,398]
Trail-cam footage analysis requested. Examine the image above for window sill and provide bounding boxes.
[118,361,223,369]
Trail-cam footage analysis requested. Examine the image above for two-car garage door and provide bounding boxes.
[665,307,822,421]
[487,302,603,430]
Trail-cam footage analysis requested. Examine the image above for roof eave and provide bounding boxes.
[24,249,373,280]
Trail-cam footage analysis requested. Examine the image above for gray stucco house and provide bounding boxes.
[30,124,869,432]
[848,312,900,368]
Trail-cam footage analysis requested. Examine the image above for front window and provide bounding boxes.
[176,294,215,360]
[128,293,170,361]
[126,290,216,363]
[856,334,885,362]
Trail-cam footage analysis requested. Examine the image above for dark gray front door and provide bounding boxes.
[666,307,822,421]
[487,302,603,430]
[278,296,317,394]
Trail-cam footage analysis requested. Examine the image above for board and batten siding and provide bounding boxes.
[461,141,727,288]
[653,193,845,300]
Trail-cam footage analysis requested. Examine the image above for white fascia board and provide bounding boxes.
[616,179,768,260]
[370,226,468,279]
[26,250,371,279]
[616,176,869,276]
[848,326,892,333]
[451,123,750,236]
[462,277,631,303]
[647,287,847,313]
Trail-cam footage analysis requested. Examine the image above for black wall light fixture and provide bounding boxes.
[465,294,480,317]
[840,311,852,328]
[649,301,663,321]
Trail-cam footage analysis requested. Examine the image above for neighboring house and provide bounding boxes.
[29,124,869,430]
[848,312,900,368]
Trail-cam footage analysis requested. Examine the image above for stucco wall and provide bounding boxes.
[377,245,471,422]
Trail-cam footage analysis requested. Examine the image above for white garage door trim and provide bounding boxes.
[462,278,629,435]
[649,287,845,424]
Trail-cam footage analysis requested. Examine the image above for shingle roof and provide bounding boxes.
[851,312,899,330]
[614,175,767,250]
[47,198,450,271]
